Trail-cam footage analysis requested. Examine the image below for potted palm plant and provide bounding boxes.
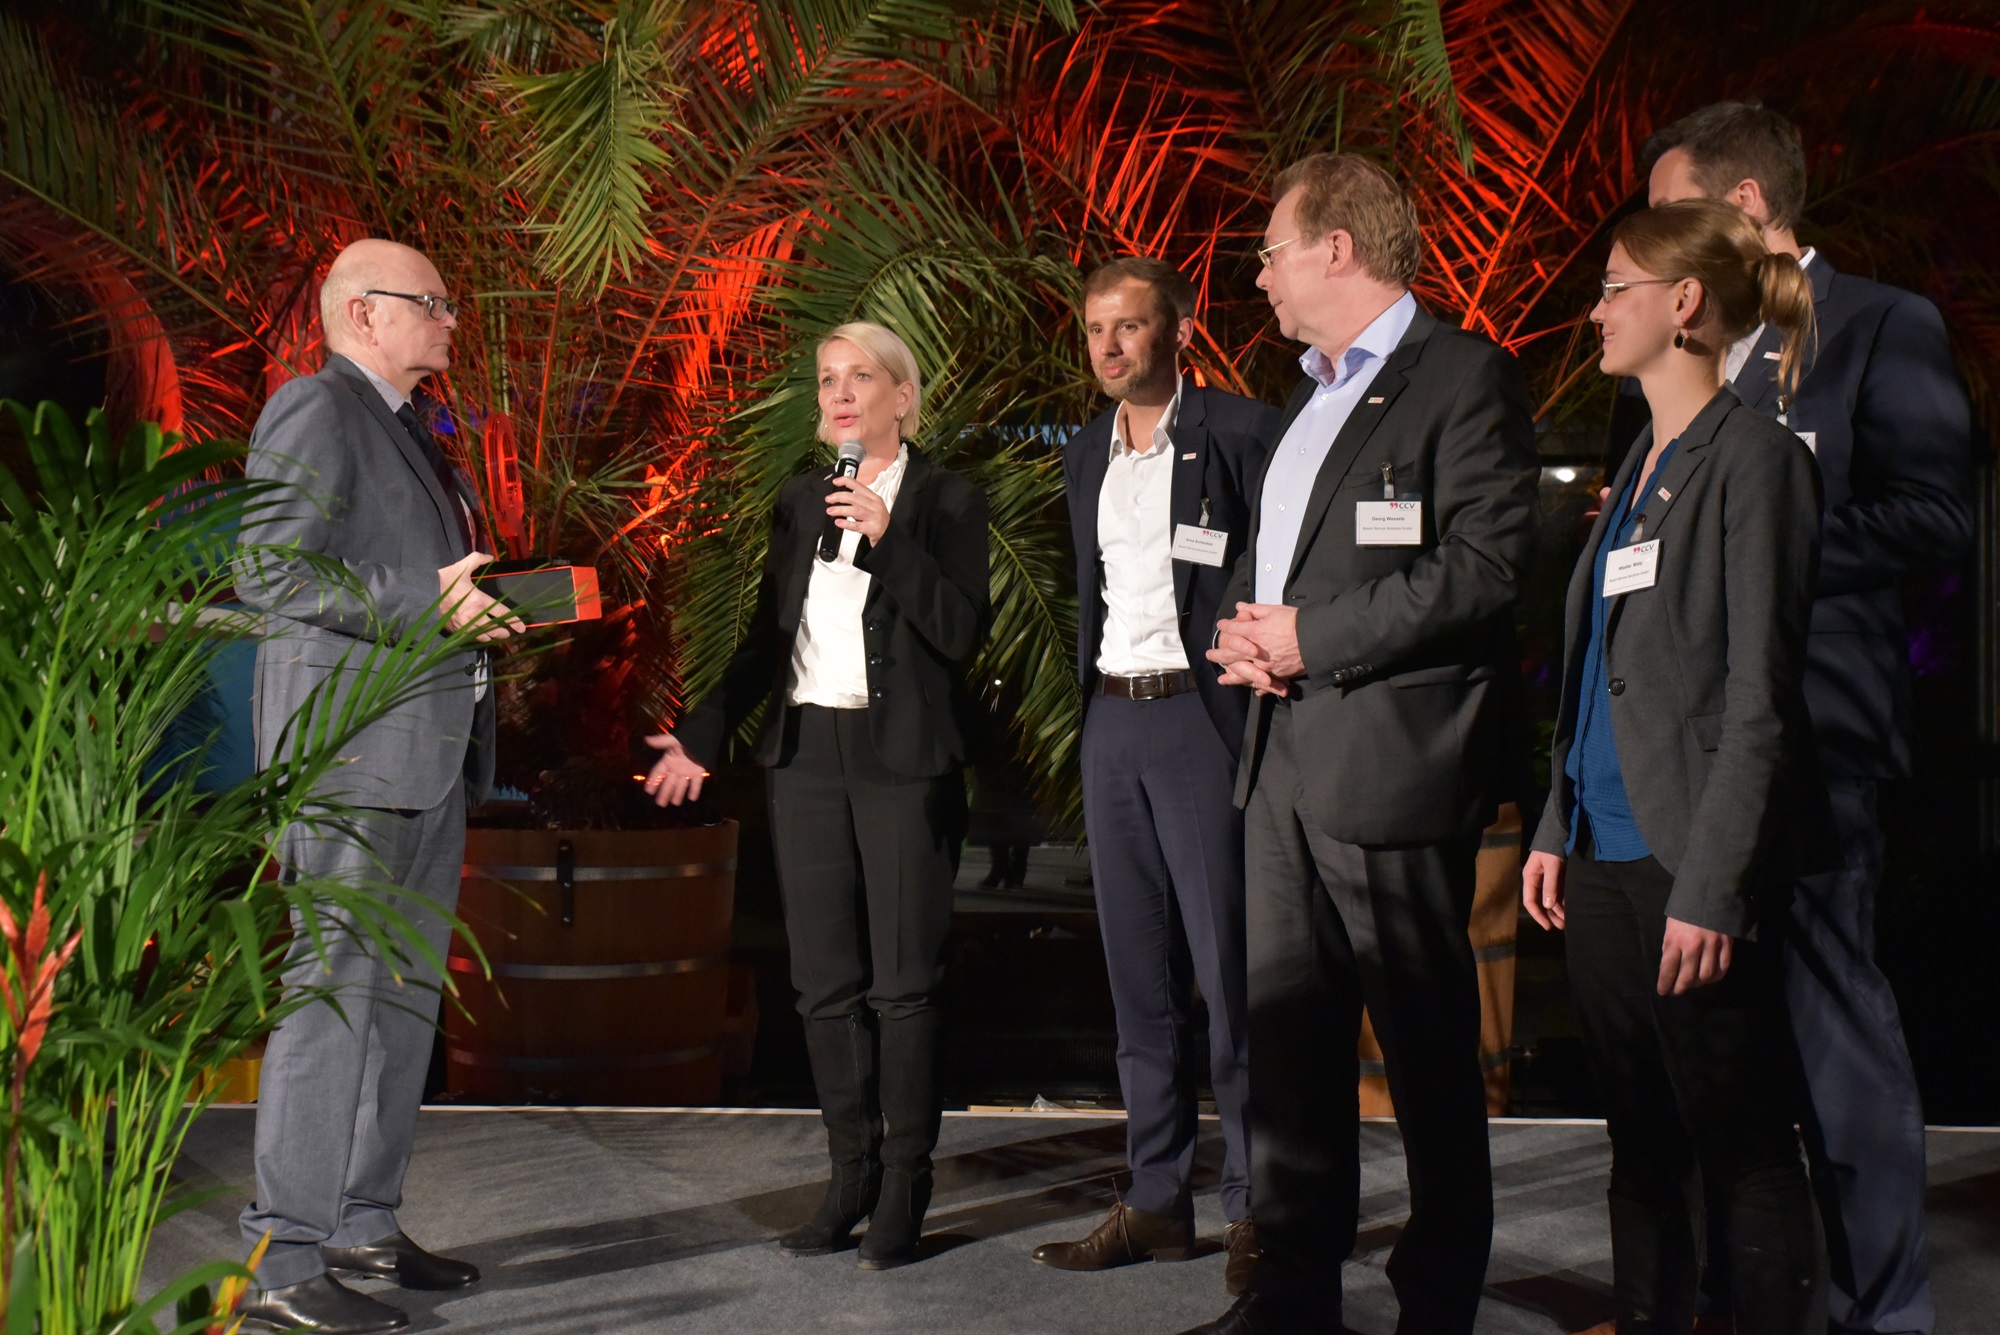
[0,400,490,1331]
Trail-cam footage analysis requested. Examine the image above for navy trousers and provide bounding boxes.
[1789,779,1934,1334]
[1081,690,1250,1223]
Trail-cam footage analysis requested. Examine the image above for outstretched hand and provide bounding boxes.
[642,732,708,807]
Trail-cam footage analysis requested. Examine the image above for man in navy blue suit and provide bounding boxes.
[1640,101,1977,1335]
[1030,257,1278,1296]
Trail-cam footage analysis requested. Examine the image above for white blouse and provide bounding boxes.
[788,445,909,709]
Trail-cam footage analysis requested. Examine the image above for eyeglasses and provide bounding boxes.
[362,290,459,320]
[1598,278,1680,303]
[1256,237,1297,267]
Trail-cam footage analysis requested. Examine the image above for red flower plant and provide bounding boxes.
[0,871,85,1304]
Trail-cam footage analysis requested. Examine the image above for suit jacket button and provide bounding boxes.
[871,687,885,699]
[867,654,884,666]
[1608,676,1626,696]
[865,620,882,633]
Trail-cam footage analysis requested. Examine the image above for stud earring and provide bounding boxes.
[1673,330,1686,350]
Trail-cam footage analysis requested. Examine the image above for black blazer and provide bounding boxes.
[675,445,990,777]
[1611,260,1977,778]
[1222,307,1540,843]
[1064,377,1281,759]
[1533,389,1828,937]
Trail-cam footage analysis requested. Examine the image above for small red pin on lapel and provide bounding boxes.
[1657,487,1672,501]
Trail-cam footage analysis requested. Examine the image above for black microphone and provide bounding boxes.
[818,439,865,561]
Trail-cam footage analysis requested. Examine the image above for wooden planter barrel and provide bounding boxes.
[445,821,741,1106]
[1359,803,1521,1116]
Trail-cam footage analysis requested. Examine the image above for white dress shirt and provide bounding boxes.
[354,361,487,702]
[789,445,909,708]
[1096,383,1190,675]
[1726,247,1817,385]
[1253,292,1417,604]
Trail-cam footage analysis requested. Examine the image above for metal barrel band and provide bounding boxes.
[447,954,727,981]
[461,859,739,882]
[446,1043,723,1073]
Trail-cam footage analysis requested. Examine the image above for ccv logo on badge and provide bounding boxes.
[1389,501,1418,510]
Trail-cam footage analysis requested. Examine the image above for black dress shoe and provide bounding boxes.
[1173,1292,1324,1335]
[321,1230,480,1290]
[234,1274,408,1334]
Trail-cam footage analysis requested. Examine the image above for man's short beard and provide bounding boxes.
[1096,330,1179,402]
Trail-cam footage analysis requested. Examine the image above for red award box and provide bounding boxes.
[471,561,603,627]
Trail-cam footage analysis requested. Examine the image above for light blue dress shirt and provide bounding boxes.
[1253,292,1418,604]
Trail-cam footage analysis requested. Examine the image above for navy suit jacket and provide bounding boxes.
[1063,377,1280,761]
[1610,258,1976,777]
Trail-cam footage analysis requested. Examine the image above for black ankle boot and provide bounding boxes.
[858,1165,933,1270]
[778,1013,881,1256]
[859,1008,942,1270]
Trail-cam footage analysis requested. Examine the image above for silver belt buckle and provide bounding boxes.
[1131,672,1165,701]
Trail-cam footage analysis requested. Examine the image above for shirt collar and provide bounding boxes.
[871,443,910,495]
[1798,246,1818,272]
[350,358,412,414]
[1108,376,1184,460]
[1299,290,1417,389]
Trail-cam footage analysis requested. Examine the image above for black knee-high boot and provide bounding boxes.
[779,1013,882,1256]
[859,1008,941,1270]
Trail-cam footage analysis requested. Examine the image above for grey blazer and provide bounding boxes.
[1221,308,1541,843]
[1532,388,1826,937]
[233,354,495,810]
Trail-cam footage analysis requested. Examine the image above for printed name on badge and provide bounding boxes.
[1602,540,1661,596]
[1171,523,1229,567]
[1355,500,1422,546]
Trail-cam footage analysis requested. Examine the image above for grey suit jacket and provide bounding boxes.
[1532,388,1827,937]
[233,354,495,810]
[1221,308,1540,843]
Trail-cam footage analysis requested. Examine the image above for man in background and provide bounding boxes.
[233,238,519,1334]
[1644,100,1976,1335]
[1033,257,1277,1296]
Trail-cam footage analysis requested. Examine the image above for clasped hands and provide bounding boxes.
[1522,851,1737,996]
[1205,602,1303,696]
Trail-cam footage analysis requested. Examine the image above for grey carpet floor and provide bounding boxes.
[146,1110,2000,1334]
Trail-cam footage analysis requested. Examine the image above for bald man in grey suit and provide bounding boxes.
[232,239,521,1334]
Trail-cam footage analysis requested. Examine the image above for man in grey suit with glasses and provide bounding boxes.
[232,238,522,1334]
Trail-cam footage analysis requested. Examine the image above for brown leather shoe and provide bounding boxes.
[1223,1216,1261,1295]
[1030,1202,1195,1270]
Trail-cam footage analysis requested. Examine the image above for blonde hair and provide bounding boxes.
[1272,153,1424,288]
[816,321,924,442]
[1614,198,1817,394]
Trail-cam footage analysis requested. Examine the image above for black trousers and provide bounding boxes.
[1566,839,1826,1333]
[1786,779,1932,1334]
[1081,691,1250,1223]
[767,704,960,1022]
[1244,702,1491,1333]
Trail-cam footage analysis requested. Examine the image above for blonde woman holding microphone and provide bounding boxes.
[1524,199,1830,1333]
[646,322,989,1270]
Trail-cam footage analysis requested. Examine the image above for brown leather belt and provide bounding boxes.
[1096,669,1199,701]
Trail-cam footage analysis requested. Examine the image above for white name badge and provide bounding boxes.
[1356,500,1423,546]
[1603,540,1661,596]
[1796,430,1817,455]
[1171,524,1229,567]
